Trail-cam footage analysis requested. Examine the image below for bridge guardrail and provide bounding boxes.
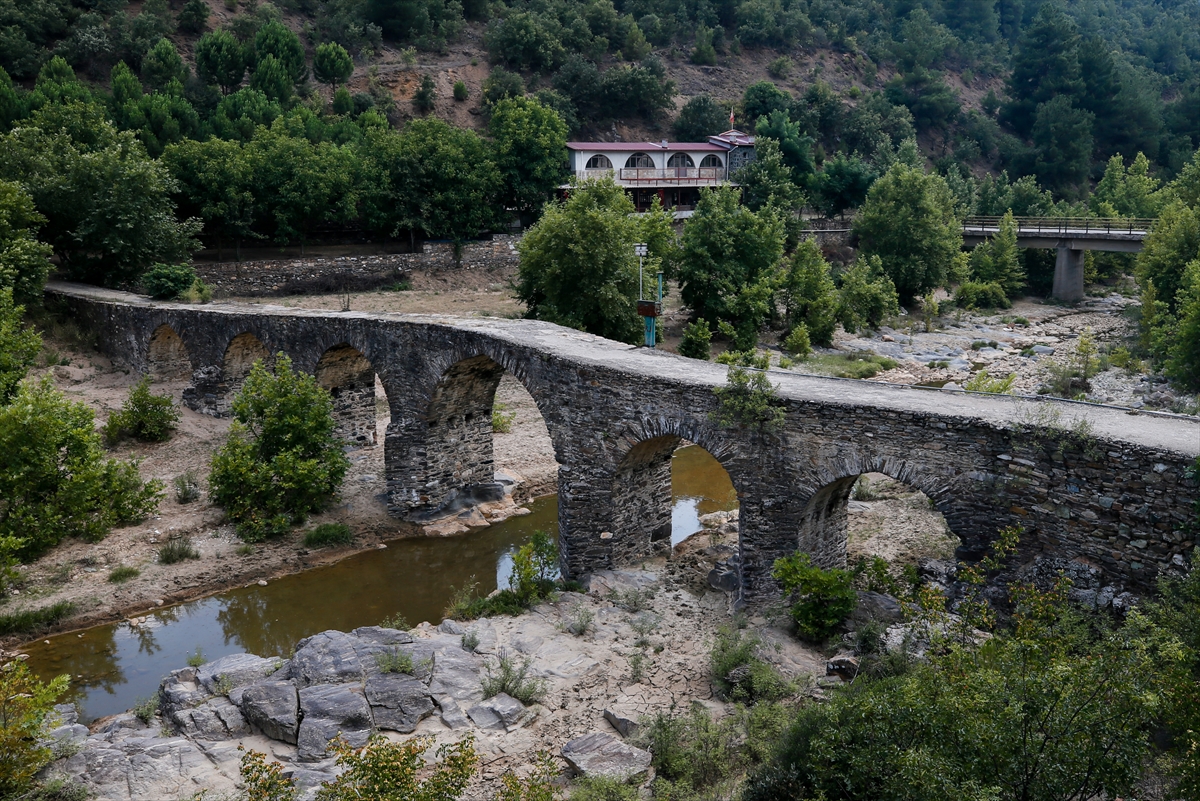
[962,216,1155,236]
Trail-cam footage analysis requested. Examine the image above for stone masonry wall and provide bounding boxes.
[51,284,1198,606]
[192,237,520,298]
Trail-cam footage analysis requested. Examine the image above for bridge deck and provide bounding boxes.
[46,282,1199,459]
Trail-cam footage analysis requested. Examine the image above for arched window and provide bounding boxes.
[667,153,695,168]
[585,154,613,169]
[625,152,655,169]
[700,154,723,168]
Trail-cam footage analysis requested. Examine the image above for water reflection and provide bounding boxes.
[24,446,736,721]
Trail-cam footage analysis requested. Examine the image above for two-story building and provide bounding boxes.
[564,130,756,213]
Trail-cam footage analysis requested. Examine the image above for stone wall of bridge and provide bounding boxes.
[50,285,1198,604]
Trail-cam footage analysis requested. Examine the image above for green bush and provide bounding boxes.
[679,318,712,360]
[141,263,198,299]
[303,523,353,548]
[482,651,547,704]
[413,74,436,112]
[209,354,349,542]
[132,694,159,724]
[837,255,901,333]
[955,280,1011,309]
[0,378,162,562]
[452,80,468,101]
[375,647,414,674]
[0,288,41,405]
[491,401,515,433]
[782,324,811,358]
[773,552,857,641]
[103,376,180,444]
[710,625,795,703]
[107,565,140,583]
[711,366,785,433]
[174,470,201,503]
[0,660,69,797]
[158,536,199,564]
[570,777,639,800]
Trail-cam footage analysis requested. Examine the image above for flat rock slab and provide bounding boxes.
[197,653,282,695]
[297,684,372,761]
[364,673,435,733]
[171,697,250,740]
[561,732,652,782]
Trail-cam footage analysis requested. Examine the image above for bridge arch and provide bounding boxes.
[146,323,191,380]
[315,343,382,446]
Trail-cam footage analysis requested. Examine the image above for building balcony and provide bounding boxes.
[574,168,730,187]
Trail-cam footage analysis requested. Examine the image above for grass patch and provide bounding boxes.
[132,694,159,723]
[492,402,516,433]
[107,566,140,583]
[173,471,201,504]
[0,601,75,636]
[709,626,795,703]
[235,543,255,556]
[807,352,898,379]
[375,647,414,674]
[303,523,353,548]
[186,648,205,667]
[158,536,199,564]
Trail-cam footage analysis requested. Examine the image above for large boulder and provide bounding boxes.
[196,653,282,695]
[291,631,369,687]
[56,734,240,801]
[159,668,211,718]
[297,684,373,761]
[425,645,485,705]
[238,681,300,744]
[364,673,435,733]
[170,697,250,740]
[561,732,652,783]
[466,693,529,730]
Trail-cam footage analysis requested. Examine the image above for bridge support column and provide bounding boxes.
[1052,244,1085,303]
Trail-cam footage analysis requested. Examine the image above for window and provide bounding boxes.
[625,152,655,169]
[585,154,613,169]
[667,153,695,168]
[700,154,723,168]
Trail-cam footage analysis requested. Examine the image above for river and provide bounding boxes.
[23,445,737,722]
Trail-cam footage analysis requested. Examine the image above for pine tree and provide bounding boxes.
[969,210,1025,297]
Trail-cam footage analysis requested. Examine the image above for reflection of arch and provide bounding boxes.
[586,154,613,169]
[625,152,654,169]
[316,343,379,446]
[667,152,695,169]
[147,323,190,379]
[700,154,723,168]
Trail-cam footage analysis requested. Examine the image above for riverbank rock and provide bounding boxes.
[561,732,653,782]
[239,682,300,744]
[365,672,435,733]
[297,684,373,760]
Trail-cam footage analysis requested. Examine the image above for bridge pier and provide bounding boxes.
[1052,244,1085,303]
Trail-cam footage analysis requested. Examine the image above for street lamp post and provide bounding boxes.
[634,243,659,348]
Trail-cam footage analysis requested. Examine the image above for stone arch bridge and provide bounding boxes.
[49,283,1199,604]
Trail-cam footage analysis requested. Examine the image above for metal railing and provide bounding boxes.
[574,168,728,182]
[962,216,1155,236]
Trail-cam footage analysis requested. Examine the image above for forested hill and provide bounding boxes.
[2,0,1198,195]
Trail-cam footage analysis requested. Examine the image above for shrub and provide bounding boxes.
[103,377,180,444]
[569,777,639,800]
[679,318,712,360]
[0,378,163,562]
[303,523,353,548]
[0,661,69,797]
[158,536,199,564]
[413,74,436,112]
[453,80,468,101]
[186,648,205,667]
[837,255,901,333]
[312,735,476,801]
[711,366,786,433]
[772,551,857,641]
[716,347,771,369]
[767,56,793,79]
[239,747,297,801]
[209,354,349,542]
[482,651,547,705]
[461,630,480,652]
[0,601,75,636]
[132,694,159,723]
[710,626,794,703]
[0,288,40,405]
[783,324,811,358]
[482,67,525,108]
[491,401,515,433]
[141,263,198,299]
[381,612,410,630]
[564,602,594,636]
[445,531,559,619]
[638,707,740,793]
[108,565,140,583]
[955,280,1011,309]
[174,470,201,503]
[375,647,414,674]
[964,369,1016,394]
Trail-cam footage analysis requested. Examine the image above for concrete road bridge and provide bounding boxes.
[48,282,1198,604]
[963,217,1153,303]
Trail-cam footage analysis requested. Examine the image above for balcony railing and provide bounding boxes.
[575,168,728,182]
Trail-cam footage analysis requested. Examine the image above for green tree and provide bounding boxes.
[735,138,806,217]
[314,735,476,801]
[1002,3,1083,138]
[141,38,187,91]
[0,661,69,797]
[854,162,962,303]
[313,42,354,86]
[177,0,211,34]
[0,377,162,562]
[413,73,436,112]
[362,118,501,243]
[1136,200,1200,315]
[0,288,39,405]
[0,106,200,287]
[481,67,525,109]
[884,67,959,134]
[1165,259,1200,390]
[162,137,257,258]
[195,29,247,95]
[810,153,876,218]
[673,95,728,142]
[968,209,1025,297]
[0,180,52,303]
[711,366,785,433]
[755,110,815,180]
[1091,152,1164,219]
[514,177,643,343]
[209,354,350,542]
[741,81,790,123]
[779,239,838,345]
[679,318,712,360]
[677,187,784,350]
[254,20,307,85]
[489,96,568,218]
[837,254,900,332]
[250,54,294,103]
[1031,95,1094,195]
[772,551,857,641]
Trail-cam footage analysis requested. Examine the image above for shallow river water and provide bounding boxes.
[24,446,737,722]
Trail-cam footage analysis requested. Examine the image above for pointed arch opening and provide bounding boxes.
[217,332,271,416]
[146,324,190,380]
[316,343,381,446]
[798,472,958,575]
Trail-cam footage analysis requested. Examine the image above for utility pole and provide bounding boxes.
[634,243,660,348]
